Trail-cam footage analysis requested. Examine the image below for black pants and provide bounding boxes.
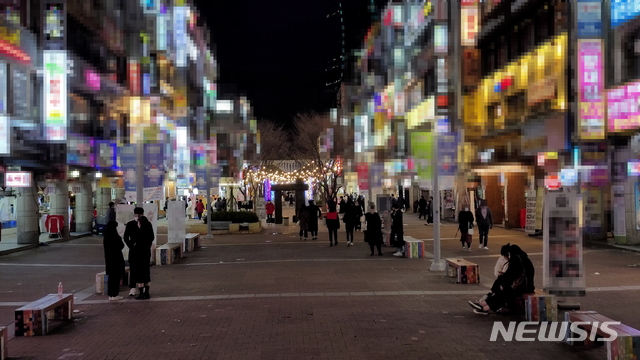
[299,229,308,238]
[197,212,202,220]
[369,243,382,255]
[107,272,121,297]
[390,231,404,249]
[460,231,470,247]
[267,214,273,221]
[310,230,318,237]
[478,225,490,247]
[345,225,355,242]
[329,228,338,244]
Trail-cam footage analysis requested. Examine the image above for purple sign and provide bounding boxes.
[143,143,165,188]
[264,179,272,201]
[438,132,459,176]
[120,144,137,193]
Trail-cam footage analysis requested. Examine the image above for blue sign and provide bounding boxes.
[120,144,137,192]
[438,132,459,176]
[95,140,117,169]
[195,168,207,191]
[142,73,150,95]
[143,143,164,188]
[210,165,221,188]
[611,0,640,28]
[577,0,602,37]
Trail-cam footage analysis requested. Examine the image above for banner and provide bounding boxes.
[583,188,602,235]
[195,168,207,191]
[143,143,164,188]
[167,200,186,250]
[411,132,434,181]
[612,185,626,243]
[578,40,604,140]
[120,144,137,194]
[525,190,537,234]
[535,187,544,230]
[543,191,585,296]
[438,132,459,176]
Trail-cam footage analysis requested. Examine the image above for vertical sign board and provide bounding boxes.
[635,182,640,231]
[0,61,6,113]
[0,115,8,154]
[461,5,479,47]
[143,143,164,202]
[167,200,186,250]
[577,40,604,140]
[525,190,537,234]
[43,50,67,141]
[411,132,434,189]
[173,6,187,67]
[576,0,602,38]
[543,191,585,296]
[176,126,189,188]
[128,59,140,95]
[612,185,626,243]
[120,144,137,202]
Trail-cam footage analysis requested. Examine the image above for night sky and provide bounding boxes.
[195,0,340,127]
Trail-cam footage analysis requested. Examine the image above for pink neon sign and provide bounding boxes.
[85,69,100,91]
[607,82,640,132]
[578,40,604,140]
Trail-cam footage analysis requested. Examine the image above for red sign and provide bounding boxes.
[5,171,32,187]
[128,60,140,95]
[437,95,449,108]
[0,38,30,64]
[544,174,561,190]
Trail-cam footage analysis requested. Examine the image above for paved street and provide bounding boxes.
[1,212,640,359]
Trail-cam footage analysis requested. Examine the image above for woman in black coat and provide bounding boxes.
[458,205,475,251]
[306,200,322,240]
[343,200,360,246]
[390,204,405,256]
[364,205,384,256]
[103,221,125,301]
[134,215,155,300]
[469,244,535,314]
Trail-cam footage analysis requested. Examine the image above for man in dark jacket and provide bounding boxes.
[107,202,117,223]
[418,196,427,220]
[475,200,493,250]
[123,207,144,297]
[390,203,405,257]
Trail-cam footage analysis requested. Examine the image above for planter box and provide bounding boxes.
[210,221,232,230]
[229,222,262,233]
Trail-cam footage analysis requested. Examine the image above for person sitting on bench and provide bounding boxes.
[468,244,535,315]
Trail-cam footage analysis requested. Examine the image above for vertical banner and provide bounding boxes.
[577,39,604,140]
[173,6,187,67]
[264,179,271,201]
[210,163,221,189]
[583,187,602,235]
[525,190,537,234]
[438,132,459,176]
[635,182,640,231]
[120,144,137,202]
[0,61,7,113]
[128,59,140,95]
[356,163,369,191]
[411,132,434,188]
[543,191,585,296]
[535,187,544,230]
[143,143,164,202]
[0,115,8,154]
[460,4,479,47]
[577,0,602,38]
[43,50,68,141]
[612,185,626,243]
[167,200,186,250]
[176,126,189,188]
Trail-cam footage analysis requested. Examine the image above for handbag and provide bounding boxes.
[468,222,474,235]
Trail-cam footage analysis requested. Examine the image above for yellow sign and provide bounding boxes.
[0,26,20,46]
[527,76,558,106]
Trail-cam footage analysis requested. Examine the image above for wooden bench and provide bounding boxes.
[15,294,73,336]
[523,290,557,322]
[95,266,130,294]
[156,243,183,265]
[0,326,7,360]
[184,233,200,252]
[446,258,480,284]
[565,310,640,360]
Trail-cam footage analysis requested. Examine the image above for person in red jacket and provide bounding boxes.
[195,199,205,220]
[325,205,340,246]
[265,201,275,223]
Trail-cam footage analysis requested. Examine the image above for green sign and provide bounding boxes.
[411,131,434,180]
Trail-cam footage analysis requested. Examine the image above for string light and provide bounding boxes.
[245,161,343,184]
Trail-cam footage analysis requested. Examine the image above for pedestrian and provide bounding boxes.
[307,200,322,240]
[343,199,360,246]
[195,199,205,220]
[338,196,347,214]
[426,196,434,224]
[132,215,154,300]
[289,194,294,207]
[390,203,405,257]
[221,198,227,211]
[418,196,427,220]
[107,202,116,223]
[325,204,340,246]
[123,207,144,297]
[475,200,493,250]
[413,199,419,213]
[186,198,193,219]
[458,205,475,251]
[297,203,310,240]
[364,204,384,256]
[163,197,169,213]
[103,220,125,301]
[265,201,275,223]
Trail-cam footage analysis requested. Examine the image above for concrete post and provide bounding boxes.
[16,185,39,244]
[96,187,111,218]
[48,180,69,238]
[74,181,93,233]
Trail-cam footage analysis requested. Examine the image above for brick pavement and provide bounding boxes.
[0,211,639,359]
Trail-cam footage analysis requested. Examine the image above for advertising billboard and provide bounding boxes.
[611,0,640,28]
[577,39,604,140]
[577,0,602,37]
[173,6,187,67]
[0,115,8,154]
[43,50,67,141]
[607,81,640,132]
[5,171,31,187]
[461,6,478,47]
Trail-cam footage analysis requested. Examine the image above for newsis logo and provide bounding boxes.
[490,321,621,342]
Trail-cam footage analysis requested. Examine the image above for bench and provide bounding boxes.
[523,290,557,322]
[15,294,73,336]
[184,233,200,252]
[95,266,130,294]
[156,243,183,265]
[446,258,480,284]
[404,238,425,258]
[565,310,640,360]
[0,326,7,360]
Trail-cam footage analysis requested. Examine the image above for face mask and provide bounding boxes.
[465,208,469,211]
[134,215,139,221]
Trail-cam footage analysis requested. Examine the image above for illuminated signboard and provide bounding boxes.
[434,25,448,53]
[85,68,100,91]
[607,82,640,132]
[156,11,168,51]
[461,6,479,47]
[43,50,67,141]
[5,171,31,187]
[578,39,604,140]
[128,59,140,95]
[611,0,640,28]
[43,2,65,50]
[628,160,640,176]
[0,115,8,154]
[173,6,187,67]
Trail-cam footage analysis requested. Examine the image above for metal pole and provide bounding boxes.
[430,129,445,271]
[136,142,144,205]
[205,162,212,238]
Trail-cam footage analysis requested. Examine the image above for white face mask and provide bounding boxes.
[134,215,139,221]
[465,207,469,212]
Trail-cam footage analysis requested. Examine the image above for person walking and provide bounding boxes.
[163,197,169,213]
[265,201,275,223]
[123,207,144,297]
[186,198,193,219]
[297,204,310,240]
[307,200,322,240]
[426,196,434,225]
[343,199,360,246]
[195,199,205,220]
[390,204,405,257]
[458,205,475,251]
[364,205,384,256]
[418,196,427,220]
[475,200,493,250]
[103,221,125,301]
[133,215,154,300]
[107,202,117,223]
[325,205,340,246]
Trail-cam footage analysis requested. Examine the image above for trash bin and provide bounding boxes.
[283,217,289,226]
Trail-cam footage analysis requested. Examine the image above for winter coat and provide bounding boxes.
[307,203,322,232]
[298,207,310,231]
[475,206,493,227]
[496,253,535,294]
[364,212,383,245]
[123,220,140,264]
[343,203,361,227]
[195,202,205,213]
[338,200,347,213]
[131,220,154,284]
[458,210,475,233]
[265,202,275,215]
[325,211,340,230]
[103,229,125,276]
[418,198,427,211]
[391,209,404,233]
[107,207,116,223]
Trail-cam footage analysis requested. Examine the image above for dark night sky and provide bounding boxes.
[194,0,340,127]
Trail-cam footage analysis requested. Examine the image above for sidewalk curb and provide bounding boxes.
[0,232,93,256]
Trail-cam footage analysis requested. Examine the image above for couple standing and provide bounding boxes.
[103,207,154,300]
